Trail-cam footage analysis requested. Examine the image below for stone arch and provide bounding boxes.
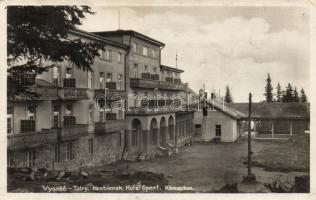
[131,118,143,151]
[168,115,175,145]
[160,117,167,146]
[150,118,158,146]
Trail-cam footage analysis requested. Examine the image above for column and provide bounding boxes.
[271,121,274,138]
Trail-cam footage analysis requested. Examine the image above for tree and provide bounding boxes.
[7,6,104,99]
[282,83,294,102]
[264,73,274,102]
[300,88,308,102]
[293,87,299,102]
[224,85,233,103]
[276,82,282,102]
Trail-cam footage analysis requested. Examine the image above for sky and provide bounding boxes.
[79,6,310,102]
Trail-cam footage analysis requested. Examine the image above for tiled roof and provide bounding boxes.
[228,102,310,119]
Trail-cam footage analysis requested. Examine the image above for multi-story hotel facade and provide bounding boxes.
[7,29,195,169]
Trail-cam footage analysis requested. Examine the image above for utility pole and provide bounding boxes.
[243,92,256,183]
[247,93,252,176]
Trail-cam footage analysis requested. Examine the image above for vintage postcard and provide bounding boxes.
[0,0,314,199]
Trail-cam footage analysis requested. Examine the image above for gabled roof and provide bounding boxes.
[93,30,165,46]
[191,100,247,119]
[160,65,184,73]
[228,102,310,120]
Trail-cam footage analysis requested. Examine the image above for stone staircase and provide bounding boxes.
[124,152,141,162]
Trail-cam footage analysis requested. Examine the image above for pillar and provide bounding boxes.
[271,121,274,138]
[290,122,293,136]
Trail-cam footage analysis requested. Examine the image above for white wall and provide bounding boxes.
[194,109,238,142]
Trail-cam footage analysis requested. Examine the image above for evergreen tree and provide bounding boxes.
[293,87,299,102]
[282,83,294,102]
[264,73,274,102]
[300,88,308,102]
[224,85,233,103]
[276,82,282,102]
[7,6,103,99]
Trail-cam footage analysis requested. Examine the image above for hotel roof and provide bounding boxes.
[93,30,165,46]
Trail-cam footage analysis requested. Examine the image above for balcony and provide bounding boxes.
[94,89,127,99]
[141,73,151,80]
[174,78,182,83]
[130,78,186,91]
[105,82,117,90]
[21,120,36,133]
[7,129,58,151]
[150,74,159,80]
[94,120,126,135]
[59,124,89,141]
[63,78,76,88]
[59,88,88,100]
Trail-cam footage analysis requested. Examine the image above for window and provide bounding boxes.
[54,144,61,163]
[88,139,94,155]
[106,73,112,82]
[27,150,36,167]
[142,46,148,56]
[66,68,73,78]
[7,118,12,134]
[102,49,112,61]
[152,49,155,58]
[99,110,104,122]
[118,74,123,90]
[27,105,36,120]
[88,71,94,89]
[99,72,105,88]
[144,65,148,73]
[65,104,73,116]
[216,125,221,137]
[53,105,60,128]
[66,143,73,160]
[7,106,13,134]
[117,52,122,63]
[8,153,13,167]
[132,42,137,52]
[53,66,59,85]
[133,64,138,78]
[89,105,93,123]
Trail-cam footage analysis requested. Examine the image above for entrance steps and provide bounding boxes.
[124,152,141,162]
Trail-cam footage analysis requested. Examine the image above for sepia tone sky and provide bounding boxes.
[80,6,310,102]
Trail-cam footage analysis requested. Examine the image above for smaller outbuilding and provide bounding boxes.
[192,100,246,142]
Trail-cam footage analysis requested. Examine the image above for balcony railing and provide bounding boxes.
[63,116,76,126]
[59,88,88,100]
[130,78,186,91]
[165,77,174,83]
[63,78,76,88]
[21,120,35,133]
[105,82,117,90]
[94,120,126,135]
[141,73,151,80]
[94,89,127,99]
[174,78,182,83]
[59,124,89,141]
[150,74,159,81]
[8,129,58,151]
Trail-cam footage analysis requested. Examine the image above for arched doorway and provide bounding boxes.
[150,118,158,146]
[132,119,143,152]
[168,116,175,145]
[160,117,167,146]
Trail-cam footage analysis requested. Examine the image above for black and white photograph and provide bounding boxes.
[2,0,314,196]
